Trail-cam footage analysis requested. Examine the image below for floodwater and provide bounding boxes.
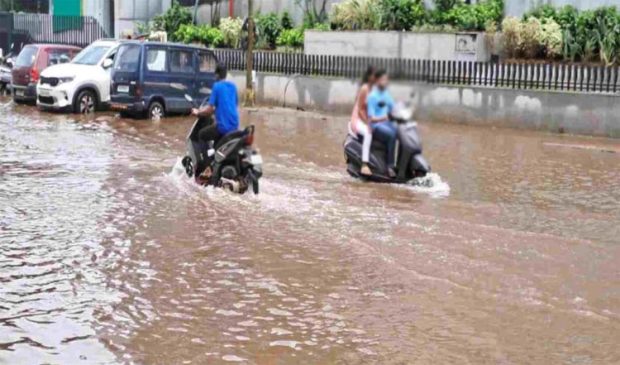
[1,97,619,365]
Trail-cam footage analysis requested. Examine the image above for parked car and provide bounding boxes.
[37,40,121,113]
[12,44,81,104]
[110,41,218,119]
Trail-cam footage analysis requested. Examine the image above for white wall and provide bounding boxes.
[228,70,620,138]
[305,31,490,62]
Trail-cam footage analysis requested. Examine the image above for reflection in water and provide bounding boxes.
[1,99,619,364]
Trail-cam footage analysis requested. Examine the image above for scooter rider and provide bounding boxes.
[192,63,239,147]
[367,70,398,178]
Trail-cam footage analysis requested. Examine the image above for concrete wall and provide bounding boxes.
[114,0,172,38]
[505,0,620,17]
[228,71,620,138]
[305,31,491,62]
[196,0,340,26]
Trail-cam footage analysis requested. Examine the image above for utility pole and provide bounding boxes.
[244,0,254,106]
[193,0,199,24]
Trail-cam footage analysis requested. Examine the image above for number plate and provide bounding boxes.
[15,90,24,97]
[39,88,50,96]
[250,154,263,165]
[117,85,129,93]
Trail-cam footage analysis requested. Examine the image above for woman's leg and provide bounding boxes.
[356,120,372,163]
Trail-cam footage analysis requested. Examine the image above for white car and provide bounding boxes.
[37,40,120,113]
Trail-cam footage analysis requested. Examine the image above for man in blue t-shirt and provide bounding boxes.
[367,70,398,178]
[193,63,239,145]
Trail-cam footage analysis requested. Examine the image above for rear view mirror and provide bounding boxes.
[184,94,193,102]
[102,58,113,69]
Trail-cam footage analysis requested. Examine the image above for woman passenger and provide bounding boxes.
[349,66,376,176]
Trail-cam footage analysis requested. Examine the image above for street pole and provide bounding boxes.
[244,0,254,106]
[193,0,199,24]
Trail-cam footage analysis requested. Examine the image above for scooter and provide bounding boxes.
[344,102,431,183]
[181,94,263,194]
[0,43,16,94]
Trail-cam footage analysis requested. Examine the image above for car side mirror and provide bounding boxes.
[102,58,113,69]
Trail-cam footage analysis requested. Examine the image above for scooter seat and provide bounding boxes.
[352,133,388,152]
[215,130,246,149]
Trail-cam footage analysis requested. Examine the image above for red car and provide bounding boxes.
[12,44,81,104]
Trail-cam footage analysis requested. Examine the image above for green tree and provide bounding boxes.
[153,1,193,41]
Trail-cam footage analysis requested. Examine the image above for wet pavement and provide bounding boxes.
[1,97,619,364]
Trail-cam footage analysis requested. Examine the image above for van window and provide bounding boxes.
[114,44,141,72]
[199,52,216,73]
[146,48,167,72]
[15,46,37,67]
[169,49,194,73]
[48,49,73,66]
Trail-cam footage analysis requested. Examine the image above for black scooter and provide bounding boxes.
[181,95,263,194]
[344,102,431,183]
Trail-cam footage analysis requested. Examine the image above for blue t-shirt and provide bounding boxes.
[367,87,395,120]
[208,80,239,135]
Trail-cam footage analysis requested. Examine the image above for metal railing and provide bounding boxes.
[215,49,620,95]
[1,12,110,52]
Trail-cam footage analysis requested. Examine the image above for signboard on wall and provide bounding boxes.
[53,0,83,33]
[455,33,477,61]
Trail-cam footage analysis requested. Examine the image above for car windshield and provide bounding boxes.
[114,45,141,72]
[15,46,37,67]
[72,45,110,65]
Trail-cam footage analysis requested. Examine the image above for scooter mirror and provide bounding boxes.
[184,94,193,102]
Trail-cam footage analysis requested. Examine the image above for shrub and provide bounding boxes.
[434,0,459,12]
[378,0,426,31]
[153,1,192,41]
[219,17,243,48]
[437,0,503,31]
[257,12,282,48]
[485,20,499,55]
[523,4,556,21]
[541,18,562,59]
[311,22,331,31]
[501,16,520,58]
[519,17,544,58]
[277,28,305,48]
[281,11,294,30]
[174,24,224,47]
[330,0,381,30]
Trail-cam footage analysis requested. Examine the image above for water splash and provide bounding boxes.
[405,172,450,198]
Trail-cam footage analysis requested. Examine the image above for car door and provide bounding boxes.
[167,47,196,113]
[196,50,217,105]
[97,47,118,103]
[142,45,171,108]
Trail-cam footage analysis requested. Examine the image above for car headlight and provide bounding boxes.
[58,77,75,84]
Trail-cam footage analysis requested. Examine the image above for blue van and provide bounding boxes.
[110,41,218,119]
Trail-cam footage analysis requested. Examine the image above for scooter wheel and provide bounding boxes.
[252,180,259,195]
[182,156,193,177]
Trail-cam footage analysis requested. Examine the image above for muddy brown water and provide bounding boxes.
[1,98,619,364]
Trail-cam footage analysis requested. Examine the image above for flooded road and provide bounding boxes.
[1,98,619,364]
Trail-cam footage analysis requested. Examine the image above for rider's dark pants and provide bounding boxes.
[372,121,397,167]
[198,124,222,146]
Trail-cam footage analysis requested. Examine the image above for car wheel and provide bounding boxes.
[148,101,164,120]
[75,89,97,114]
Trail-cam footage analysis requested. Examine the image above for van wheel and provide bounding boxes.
[148,101,164,120]
[75,89,97,114]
